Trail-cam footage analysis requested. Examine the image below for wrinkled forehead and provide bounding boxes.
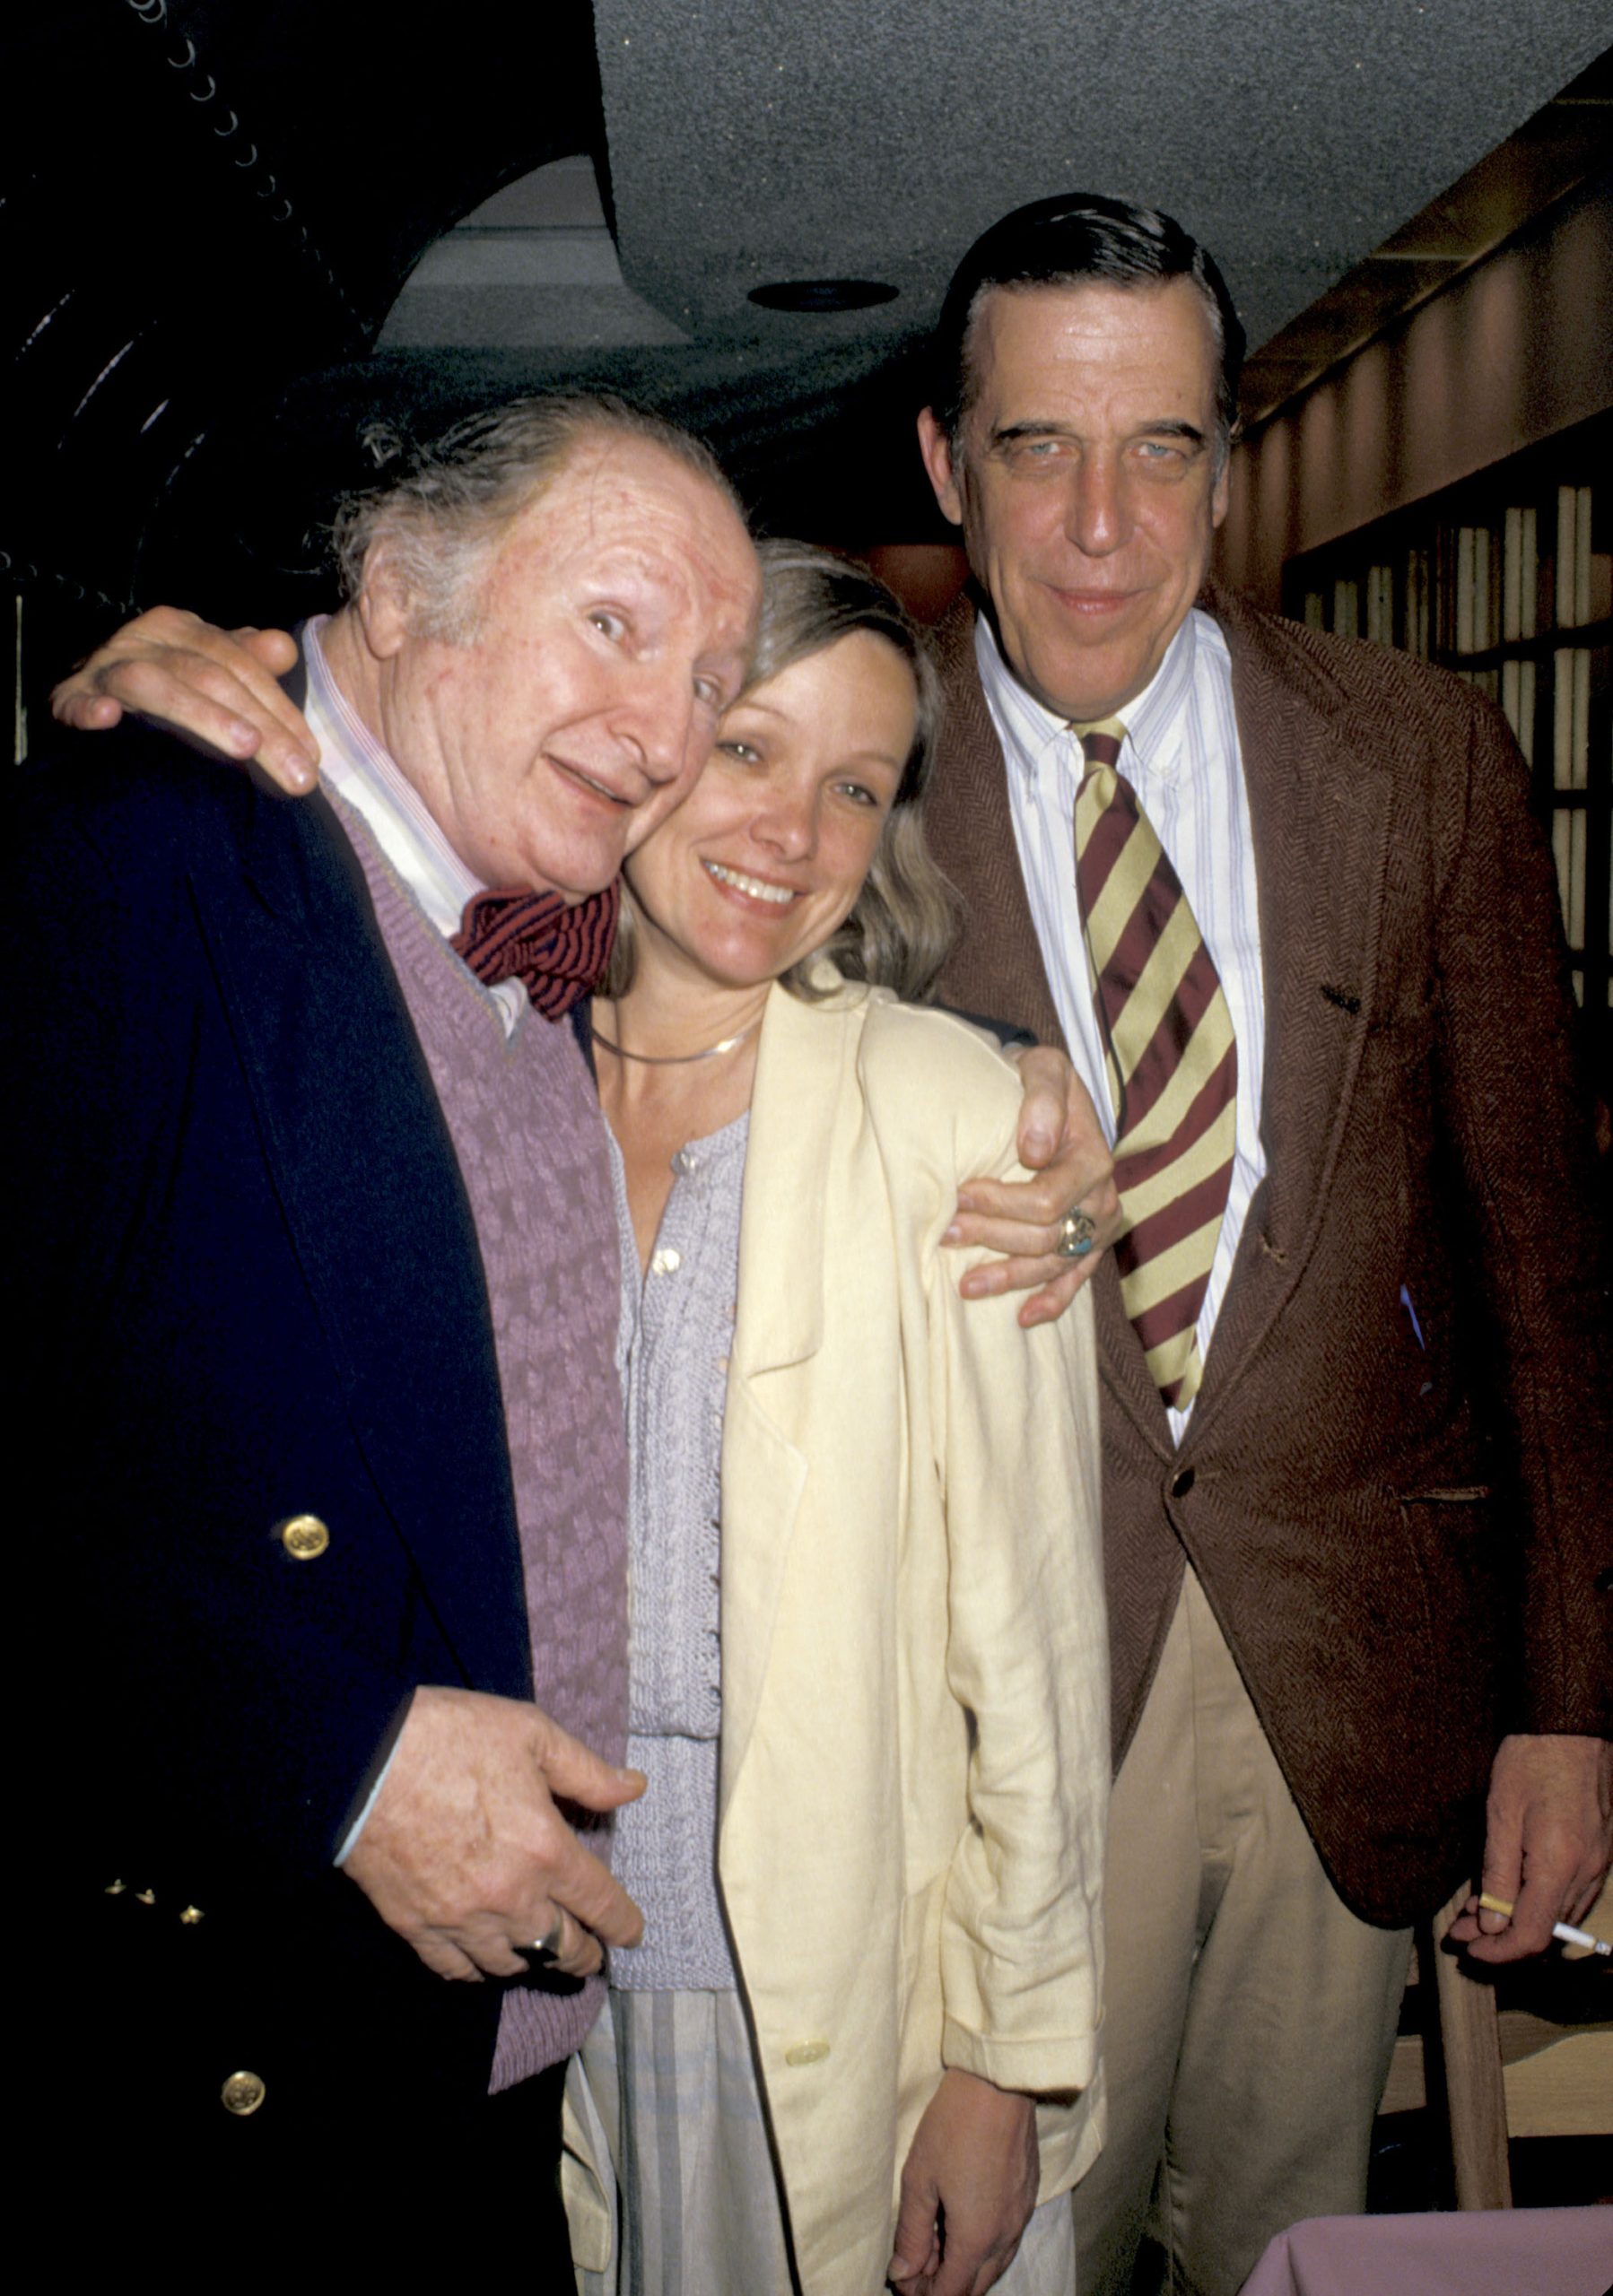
[503,431,759,627]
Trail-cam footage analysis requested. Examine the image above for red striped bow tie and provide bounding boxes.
[450,880,621,1020]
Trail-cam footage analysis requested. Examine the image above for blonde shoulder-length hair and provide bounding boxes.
[605,539,959,1004]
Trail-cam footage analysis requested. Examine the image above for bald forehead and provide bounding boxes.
[511,424,745,550]
[490,434,757,615]
[461,429,760,733]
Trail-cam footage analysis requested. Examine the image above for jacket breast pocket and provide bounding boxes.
[1362,984,1438,1072]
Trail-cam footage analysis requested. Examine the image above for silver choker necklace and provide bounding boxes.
[591,1015,761,1065]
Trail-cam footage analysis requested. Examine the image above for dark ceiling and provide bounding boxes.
[6,2,1610,686]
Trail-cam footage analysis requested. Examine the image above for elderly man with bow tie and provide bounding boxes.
[15,395,761,2235]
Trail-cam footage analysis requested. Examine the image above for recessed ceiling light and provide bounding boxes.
[747,279,900,312]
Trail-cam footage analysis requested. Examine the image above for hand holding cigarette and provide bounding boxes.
[1476,1892,1610,1957]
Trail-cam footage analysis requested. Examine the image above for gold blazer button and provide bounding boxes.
[783,2040,831,2067]
[221,2071,266,2117]
[279,1514,330,1560]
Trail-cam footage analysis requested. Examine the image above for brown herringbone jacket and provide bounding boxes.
[924,582,1613,1925]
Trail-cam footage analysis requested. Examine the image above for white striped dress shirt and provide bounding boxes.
[976,607,1268,1441]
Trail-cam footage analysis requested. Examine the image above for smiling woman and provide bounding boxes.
[579,543,1107,2296]
[615,628,911,999]
[598,540,955,1020]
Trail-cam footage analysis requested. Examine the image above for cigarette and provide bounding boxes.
[1476,1891,1611,1955]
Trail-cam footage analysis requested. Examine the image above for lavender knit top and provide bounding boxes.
[606,1113,749,1994]
[332,790,629,2084]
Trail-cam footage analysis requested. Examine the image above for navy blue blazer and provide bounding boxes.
[11,718,547,2144]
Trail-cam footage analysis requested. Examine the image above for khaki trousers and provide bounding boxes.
[1071,1570,1411,2296]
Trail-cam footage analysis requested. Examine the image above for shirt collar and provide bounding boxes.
[302,613,484,940]
[974,605,1202,786]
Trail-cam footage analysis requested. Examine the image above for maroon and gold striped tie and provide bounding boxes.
[1073,719,1237,1408]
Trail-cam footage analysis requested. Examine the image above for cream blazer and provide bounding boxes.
[568,977,1108,2293]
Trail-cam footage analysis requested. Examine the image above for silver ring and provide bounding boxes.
[1055,1209,1097,1260]
[527,1918,563,1966]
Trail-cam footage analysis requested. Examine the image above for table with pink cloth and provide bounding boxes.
[1237,2207,1613,2295]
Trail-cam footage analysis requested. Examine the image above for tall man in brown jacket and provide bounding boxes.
[916,195,1612,2294]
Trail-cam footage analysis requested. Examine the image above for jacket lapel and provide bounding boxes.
[192,771,531,1698]
[1188,587,1394,1437]
[928,596,1068,1052]
[717,983,841,1816]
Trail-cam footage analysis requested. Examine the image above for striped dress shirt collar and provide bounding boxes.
[974,604,1201,788]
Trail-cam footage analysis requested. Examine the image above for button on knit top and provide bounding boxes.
[606,1112,750,1994]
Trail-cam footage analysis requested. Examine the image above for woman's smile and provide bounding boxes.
[622,628,917,998]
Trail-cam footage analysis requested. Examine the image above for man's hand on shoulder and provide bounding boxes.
[1447,1732,1613,1962]
[946,1043,1120,1326]
[343,1684,647,1981]
[49,605,320,790]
